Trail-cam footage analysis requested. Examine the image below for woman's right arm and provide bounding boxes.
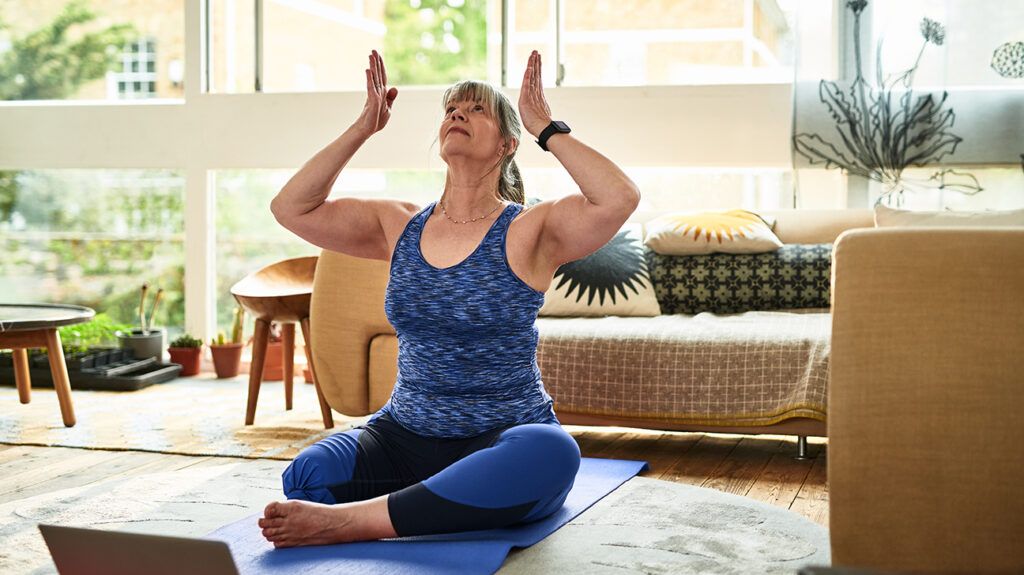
[270,50,405,260]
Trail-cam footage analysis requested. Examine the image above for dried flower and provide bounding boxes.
[847,0,868,15]
[992,41,1024,78]
[920,17,945,46]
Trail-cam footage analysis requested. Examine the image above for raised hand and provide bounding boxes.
[355,49,398,137]
[518,50,553,138]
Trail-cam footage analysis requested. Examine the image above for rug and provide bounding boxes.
[0,459,830,575]
[0,376,364,459]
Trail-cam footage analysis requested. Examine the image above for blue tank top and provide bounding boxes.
[377,200,559,438]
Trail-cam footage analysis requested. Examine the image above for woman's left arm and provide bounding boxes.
[519,50,641,266]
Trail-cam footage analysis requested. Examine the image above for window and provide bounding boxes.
[0,1,184,101]
[509,0,798,87]
[110,37,158,99]
[0,169,186,338]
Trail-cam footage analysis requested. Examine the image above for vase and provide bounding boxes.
[262,340,283,381]
[118,328,166,362]
[168,346,203,376]
[209,343,243,379]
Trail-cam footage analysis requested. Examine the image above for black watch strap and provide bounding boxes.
[536,121,571,152]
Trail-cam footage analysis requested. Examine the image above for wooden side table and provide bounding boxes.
[0,303,95,427]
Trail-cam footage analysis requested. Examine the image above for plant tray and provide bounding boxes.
[0,346,182,391]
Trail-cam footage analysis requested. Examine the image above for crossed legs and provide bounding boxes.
[261,418,581,547]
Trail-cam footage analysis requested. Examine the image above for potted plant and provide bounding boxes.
[117,282,166,361]
[209,306,245,379]
[168,333,203,376]
[261,321,284,381]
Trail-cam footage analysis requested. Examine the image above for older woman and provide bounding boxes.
[262,49,639,547]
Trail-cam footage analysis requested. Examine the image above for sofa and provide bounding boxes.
[308,207,874,444]
[828,226,1024,572]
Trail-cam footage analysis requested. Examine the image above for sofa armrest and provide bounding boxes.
[309,249,395,416]
[829,227,1024,572]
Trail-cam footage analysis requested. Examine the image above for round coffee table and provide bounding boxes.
[0,303,95,427]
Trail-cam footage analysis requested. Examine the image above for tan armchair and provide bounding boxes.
[829,227,1024,573]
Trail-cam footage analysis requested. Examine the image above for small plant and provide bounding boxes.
[231,305,244,344]
[169,334,203,348]
[56,313,132,355]
[210,330,228,346]
[211,306,245,346]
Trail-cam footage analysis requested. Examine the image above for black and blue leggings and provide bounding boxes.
[281,411,582,537]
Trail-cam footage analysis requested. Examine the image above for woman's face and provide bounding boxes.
[439,99,504,164]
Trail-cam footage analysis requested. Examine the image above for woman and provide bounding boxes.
[261,49,639,547]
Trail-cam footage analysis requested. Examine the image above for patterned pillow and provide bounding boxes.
[648,244,833,315]
[539,223,662,317]
[644,209,783,255]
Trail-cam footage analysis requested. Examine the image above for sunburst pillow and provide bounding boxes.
[644,209,782,255]
[538,223,661,317]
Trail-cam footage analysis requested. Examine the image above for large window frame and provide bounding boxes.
[0,0,1019,341]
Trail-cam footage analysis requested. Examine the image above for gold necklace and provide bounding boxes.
[440,195,504,224]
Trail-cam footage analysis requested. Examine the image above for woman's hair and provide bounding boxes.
[437,80,525,205]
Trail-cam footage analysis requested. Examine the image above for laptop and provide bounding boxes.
[38,524,240,575]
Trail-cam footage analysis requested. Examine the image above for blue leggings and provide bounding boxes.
[281,411,582,537]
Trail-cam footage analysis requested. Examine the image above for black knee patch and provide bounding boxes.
[388,483,539,537]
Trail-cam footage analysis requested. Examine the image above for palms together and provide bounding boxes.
[360,49,398,136]
[519,50,553,138]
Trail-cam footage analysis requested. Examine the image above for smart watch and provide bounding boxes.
[536,120,571,151]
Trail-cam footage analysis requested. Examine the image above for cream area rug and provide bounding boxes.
[0,461,830,575]
[0,375,366,459]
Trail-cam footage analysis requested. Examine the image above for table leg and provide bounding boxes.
[301,317,334,429]
[13,348,31,404]
[282,322,295,411]
[44,329,76,427]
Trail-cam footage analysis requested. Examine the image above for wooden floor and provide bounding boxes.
[0,428,828,526]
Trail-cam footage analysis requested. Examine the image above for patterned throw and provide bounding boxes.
[648,244,833,315]
[536,310,831,426]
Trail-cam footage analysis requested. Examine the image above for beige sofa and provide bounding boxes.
[828,226,1024,573]
[308,208,874,445]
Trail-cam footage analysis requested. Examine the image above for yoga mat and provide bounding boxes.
[205,457,648,575]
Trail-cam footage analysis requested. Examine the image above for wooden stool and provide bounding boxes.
[230,256,333,428]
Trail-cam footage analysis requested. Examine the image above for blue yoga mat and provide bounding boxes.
[205,457,648,575]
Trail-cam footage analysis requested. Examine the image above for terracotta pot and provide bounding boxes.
[168,346,203,376]
[210,343,243,379]
[303,367,313,384]
[262,340,283,381]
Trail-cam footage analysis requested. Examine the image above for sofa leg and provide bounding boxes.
[794,435,813,460]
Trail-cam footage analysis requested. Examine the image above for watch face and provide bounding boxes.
[553,121,571,132]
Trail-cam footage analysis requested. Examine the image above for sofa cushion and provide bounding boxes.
[648,244,833,315]
[874,204,1024,227]
[643,209,782,255]
[539,223,661,317]
[535,311,831,426]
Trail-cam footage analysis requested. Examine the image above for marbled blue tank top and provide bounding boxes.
[376,200,559,438]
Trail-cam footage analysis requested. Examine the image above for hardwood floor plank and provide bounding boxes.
[701,436,783,496]
[744,439,817,510]
[634,432,703,479]
[573,430,626,457]
[659,434,743,485]
[790,446,829,526]
[0,448,126,498]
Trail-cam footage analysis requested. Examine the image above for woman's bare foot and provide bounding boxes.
[258,495,397,548]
